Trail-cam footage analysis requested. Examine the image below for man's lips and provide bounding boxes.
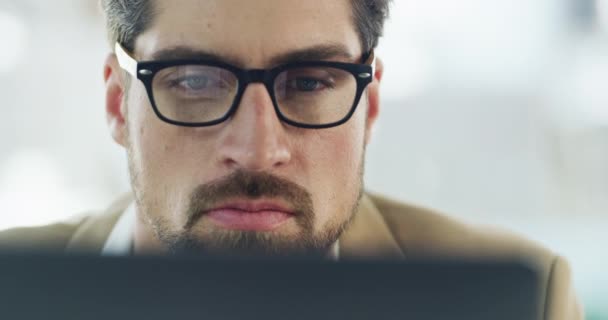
[204,201,295,231]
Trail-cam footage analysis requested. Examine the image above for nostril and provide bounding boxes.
[223,158,238,169]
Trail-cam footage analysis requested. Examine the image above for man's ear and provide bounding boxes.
[104,54,128,147]
[364,56,384,145]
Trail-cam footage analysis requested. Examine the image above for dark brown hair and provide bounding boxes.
[101,0,391,54]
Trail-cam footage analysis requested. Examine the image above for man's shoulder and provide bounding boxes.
[367,193,582,320]
[368,193,555,262]
[368,193,583,320]
[0,217,89,252]
[0,194,132,253]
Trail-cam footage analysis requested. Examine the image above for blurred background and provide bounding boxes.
[0,0,606,317]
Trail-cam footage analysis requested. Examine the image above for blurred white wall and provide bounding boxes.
[0,0,606,314]
[0,0,127,229]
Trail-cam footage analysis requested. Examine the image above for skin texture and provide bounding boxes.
[103,0,383,257]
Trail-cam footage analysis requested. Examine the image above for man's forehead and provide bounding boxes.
[134,0,361,67]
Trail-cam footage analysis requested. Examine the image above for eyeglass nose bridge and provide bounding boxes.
[241,69,273,85]
[229,69,279,118]
[237,69,278,103]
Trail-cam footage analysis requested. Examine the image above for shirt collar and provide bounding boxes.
[101,202,136,256]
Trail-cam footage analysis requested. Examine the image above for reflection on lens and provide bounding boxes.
[152,65,238,123]
[274,67,357,125]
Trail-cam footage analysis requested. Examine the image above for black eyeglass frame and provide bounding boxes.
[115,43,376,129]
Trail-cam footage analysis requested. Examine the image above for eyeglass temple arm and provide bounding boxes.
[115,42,138,77]
[363,50,376,77]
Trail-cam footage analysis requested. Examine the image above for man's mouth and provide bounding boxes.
[204,200,295,231]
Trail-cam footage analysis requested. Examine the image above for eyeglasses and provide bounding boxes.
[115,43,375,129]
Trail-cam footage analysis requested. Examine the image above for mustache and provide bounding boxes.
[184,170,314,230]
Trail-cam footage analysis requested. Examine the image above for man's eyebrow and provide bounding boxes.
[149,47,243,66]
[147,43,356,67]
[268,44,355,66]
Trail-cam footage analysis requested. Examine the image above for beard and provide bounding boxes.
[152,170,361,258]
[125,115,365,259]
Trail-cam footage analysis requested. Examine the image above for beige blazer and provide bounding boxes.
[0,193,582,320]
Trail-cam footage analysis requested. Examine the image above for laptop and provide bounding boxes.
[0,254,542,320]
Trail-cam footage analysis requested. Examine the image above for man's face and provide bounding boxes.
[106,0,381,257]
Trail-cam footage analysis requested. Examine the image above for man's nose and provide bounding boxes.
[217,83,292,171]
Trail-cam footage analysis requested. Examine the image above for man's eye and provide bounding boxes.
[175,76,210,91]
[294,78,320,91]
[287,77,333,92]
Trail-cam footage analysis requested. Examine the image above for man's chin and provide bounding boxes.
[161,228,336,259]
